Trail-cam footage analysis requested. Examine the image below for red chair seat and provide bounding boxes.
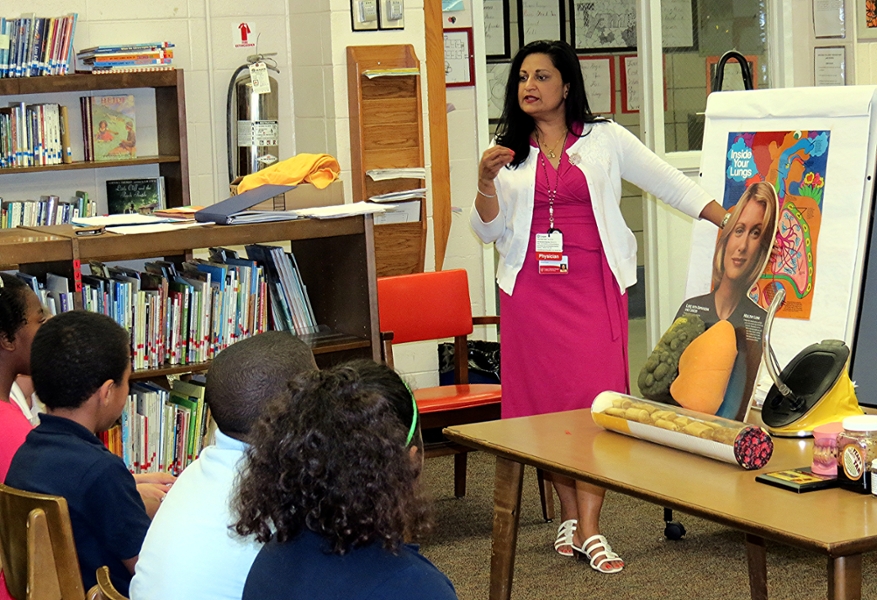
[414,384,502,413]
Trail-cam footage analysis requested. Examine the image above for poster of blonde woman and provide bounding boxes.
[639,182,779,422]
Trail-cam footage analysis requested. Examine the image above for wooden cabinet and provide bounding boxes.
[0,70,190,208]
[347,45,426,277]
[2,216,381,377]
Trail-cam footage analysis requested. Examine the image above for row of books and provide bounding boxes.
[99,378,210,475]
[0,14,78,78]
[76,42,174,75]
[1,191,97,229]
[84,255,270,370]
[81,94,137,162]
[8,242,318,370]
[0,102,72,168]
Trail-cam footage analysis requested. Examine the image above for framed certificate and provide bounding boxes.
[444,28,475,87]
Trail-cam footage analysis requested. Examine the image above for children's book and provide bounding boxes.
[106,178,164,215]
[91,95,136,161]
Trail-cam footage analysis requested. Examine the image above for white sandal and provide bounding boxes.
[573,534,624,573]
[553,519,577,557]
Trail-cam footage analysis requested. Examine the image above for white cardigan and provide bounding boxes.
[470,121,713,295]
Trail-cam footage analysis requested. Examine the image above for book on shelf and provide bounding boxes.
[106,177,166,215]
[90,95,136,161]
[0,13,77,78]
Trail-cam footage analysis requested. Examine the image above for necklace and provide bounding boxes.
[537,128,567,159]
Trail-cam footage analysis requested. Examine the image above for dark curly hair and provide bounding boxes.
[0,273,31,343]
[233,360,429,555]
[497,39,606,168]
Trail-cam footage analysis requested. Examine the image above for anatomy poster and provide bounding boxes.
[724,131,830,320]
[687,87,877,407]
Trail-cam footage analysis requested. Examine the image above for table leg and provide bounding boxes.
[828,554,862,600]
[490,456,524,600]
[744,533,768,600]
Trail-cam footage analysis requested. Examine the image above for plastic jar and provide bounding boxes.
[837,416,877,493]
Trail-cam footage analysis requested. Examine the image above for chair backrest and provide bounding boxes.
[94,566,127,600]
[0,483,84,600]
[377,270,474,344]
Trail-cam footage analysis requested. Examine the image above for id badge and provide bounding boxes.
[535,230,563,262]
[538,255,569,275]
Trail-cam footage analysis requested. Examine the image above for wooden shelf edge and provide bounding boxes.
[0,155,181,175]
[0,70,182,95]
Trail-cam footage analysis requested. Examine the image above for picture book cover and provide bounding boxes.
[106,178,163,215]
[755,467,838,493]
[91,94,136,161]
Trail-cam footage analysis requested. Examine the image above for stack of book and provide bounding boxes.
[0,14,78,78]
[100,378,210,475]
[0,102,72,168]
[76,42,174,75]
[1,190,95,229]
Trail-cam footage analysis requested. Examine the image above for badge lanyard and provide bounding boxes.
[535,151,568,275]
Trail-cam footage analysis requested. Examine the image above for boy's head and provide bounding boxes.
[31,311,131,430]
[205,331,317,439]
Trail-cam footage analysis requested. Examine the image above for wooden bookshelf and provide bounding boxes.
[0,69,190,207]
[9,217,381,373]
[347,45,426,277]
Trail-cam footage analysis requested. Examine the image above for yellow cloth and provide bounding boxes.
[236,153,341,193]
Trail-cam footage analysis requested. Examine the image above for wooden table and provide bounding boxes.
[444,409,877,600]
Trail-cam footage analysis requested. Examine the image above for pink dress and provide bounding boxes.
[500,129,630,418]
[1,398,32,600]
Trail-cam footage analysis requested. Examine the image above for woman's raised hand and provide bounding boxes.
[478,146,515,186]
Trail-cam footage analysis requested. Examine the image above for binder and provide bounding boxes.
[194,185,295,225]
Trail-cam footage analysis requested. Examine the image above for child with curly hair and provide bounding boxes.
[234,360,457,600]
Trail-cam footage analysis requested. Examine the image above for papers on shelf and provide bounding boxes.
[366,168,426,181]
[72,214,173,227]
[373,201,421,225]
[105,221,210,235]
[293,202,390,219]
[362,67,420,79]
[369,188,427,203]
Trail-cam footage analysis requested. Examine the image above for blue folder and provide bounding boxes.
[194,185,295,225]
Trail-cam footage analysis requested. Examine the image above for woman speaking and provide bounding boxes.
[470,39,728,573]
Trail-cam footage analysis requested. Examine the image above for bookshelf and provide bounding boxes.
[0,69,190,208]
[347,45,426,278]
[4,216,381,378]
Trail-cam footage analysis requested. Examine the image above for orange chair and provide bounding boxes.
[377,269,554,520]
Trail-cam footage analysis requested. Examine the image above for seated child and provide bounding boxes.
[130,331,317,600]
[5,311,148,595]
[234,360,458,600]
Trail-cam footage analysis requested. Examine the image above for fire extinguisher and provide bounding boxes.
[227,53,280,183]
